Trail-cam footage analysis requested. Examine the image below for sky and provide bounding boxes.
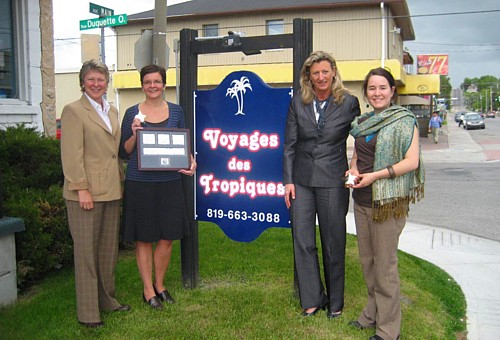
[53,0,183,71]
[404,0,500,88]
[53,0,500,89]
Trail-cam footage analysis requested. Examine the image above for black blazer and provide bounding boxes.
[283,92,360,188]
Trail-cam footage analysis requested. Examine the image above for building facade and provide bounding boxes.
[0,0,56,137]
[110,0,439,115]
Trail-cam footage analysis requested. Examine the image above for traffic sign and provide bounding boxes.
[80,14,128,30]
[89,2,114,17]
[134,30,170,71]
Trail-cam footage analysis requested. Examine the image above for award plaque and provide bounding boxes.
[137,128,191,171]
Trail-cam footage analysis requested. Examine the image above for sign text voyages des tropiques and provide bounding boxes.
[195,71,292,242]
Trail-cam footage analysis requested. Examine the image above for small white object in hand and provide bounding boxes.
[134,112,146,122]
[345,173,357,186]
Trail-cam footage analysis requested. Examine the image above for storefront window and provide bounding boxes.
[0,0,16,99]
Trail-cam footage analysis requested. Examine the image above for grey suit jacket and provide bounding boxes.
[61,95,123,202]
[283,92,360,188]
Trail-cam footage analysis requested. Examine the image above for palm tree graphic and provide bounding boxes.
[226,76,253,115]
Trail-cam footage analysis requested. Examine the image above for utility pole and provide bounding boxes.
[490,86,494,113]
[101,26,105,65]
[153,0,168,68]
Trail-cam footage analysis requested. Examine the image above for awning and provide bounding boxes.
[399,95,431,105]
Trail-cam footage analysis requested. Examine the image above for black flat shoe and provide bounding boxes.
[369,335,384,340]
[143,293,164,310]
[327,310,342,319]
[153,284,176,304]
[301,304,326,317]
[113,304,131,312]
[79,321,104,328]
[349,320,376,330]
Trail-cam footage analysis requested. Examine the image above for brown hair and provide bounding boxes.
[140,64,167,85]
[79,59,109,92]
[362,67,398,102]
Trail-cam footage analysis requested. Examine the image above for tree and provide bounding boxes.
[462,75,499,112]
[439,75,452,110]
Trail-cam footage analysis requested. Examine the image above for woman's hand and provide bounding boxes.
[131,118,143,137]
[351,172,377,188]
[284,184,295,209]
[179,155,197,176]
[78,189,94,210]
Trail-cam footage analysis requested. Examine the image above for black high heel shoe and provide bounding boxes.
[143,293,164,310]
[153,284,176,304]
[301,303,327,317]
[327,310,342,319]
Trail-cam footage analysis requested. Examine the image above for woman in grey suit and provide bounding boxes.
[283,51,360,318]
[61,60,130,328]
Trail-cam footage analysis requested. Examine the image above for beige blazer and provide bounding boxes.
[61,95,123,202]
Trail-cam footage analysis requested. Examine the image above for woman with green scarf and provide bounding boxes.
[347,68,424,340]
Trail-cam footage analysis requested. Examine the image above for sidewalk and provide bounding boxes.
[347,124,500,339]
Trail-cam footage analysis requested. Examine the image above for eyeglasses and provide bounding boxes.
[143,80,164,86]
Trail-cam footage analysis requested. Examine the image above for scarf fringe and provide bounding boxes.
[372,185,424,222]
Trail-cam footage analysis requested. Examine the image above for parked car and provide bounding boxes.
[486,111,496,118]
[462,112,485,130]
[56,119,61,139]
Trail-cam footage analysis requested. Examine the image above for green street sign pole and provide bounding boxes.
[80,14,127,67]
[79,14,128,30]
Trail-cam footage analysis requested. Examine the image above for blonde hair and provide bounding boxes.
[299,51,348,105]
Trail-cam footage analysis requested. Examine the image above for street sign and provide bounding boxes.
[80,14,128,31]
[89,2,114,17]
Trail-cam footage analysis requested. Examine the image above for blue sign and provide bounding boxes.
[195,71,292,242]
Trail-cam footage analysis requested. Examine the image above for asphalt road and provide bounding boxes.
[410,117,500,242]
[408,161,500,242]
[348,117,500,242]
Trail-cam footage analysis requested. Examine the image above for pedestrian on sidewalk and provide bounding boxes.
[346,67,425,340]
[428,111,442,143]
[458,112,465,127]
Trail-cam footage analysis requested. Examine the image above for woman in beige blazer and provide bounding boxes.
[61,60,129,328]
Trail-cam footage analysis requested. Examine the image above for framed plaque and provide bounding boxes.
[137,128,191,171]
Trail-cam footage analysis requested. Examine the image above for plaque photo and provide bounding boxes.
[137,128,191,171]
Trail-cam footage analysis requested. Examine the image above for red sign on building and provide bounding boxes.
[417,54,448,75]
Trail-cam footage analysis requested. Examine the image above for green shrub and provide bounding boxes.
[0,125,71,288]
[0,125,63,194]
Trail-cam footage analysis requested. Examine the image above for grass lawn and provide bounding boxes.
[0,222,466,339]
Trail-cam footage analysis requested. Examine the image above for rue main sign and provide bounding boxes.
[79,14,128,30]
[89,2,114,17]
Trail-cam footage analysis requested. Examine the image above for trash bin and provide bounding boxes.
[416,116,430,137]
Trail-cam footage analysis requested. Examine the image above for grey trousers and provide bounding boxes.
[354,202,406,340]
[290,184,348,312]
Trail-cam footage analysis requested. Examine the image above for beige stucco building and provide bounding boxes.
[106,0,439,117]
[53,0,439,121]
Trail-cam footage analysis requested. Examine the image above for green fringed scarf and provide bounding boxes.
[350,105,425,222]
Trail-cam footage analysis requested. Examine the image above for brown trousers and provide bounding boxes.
[66,200,121,323]
[353,202,406,340]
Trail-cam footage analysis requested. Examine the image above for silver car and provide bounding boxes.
[463,113,485,130]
